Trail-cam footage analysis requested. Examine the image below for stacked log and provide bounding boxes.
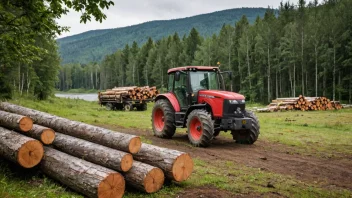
[259,95,343,112]
[133,144,194,182]
[0,102,142,154]
[99,86,159,102]
[41,147,125,198]
[0,126,43,168]
[0,102,194,196]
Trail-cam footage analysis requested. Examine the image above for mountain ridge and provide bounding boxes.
[58,7,267,64]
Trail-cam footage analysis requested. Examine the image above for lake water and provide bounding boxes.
[55,93,98,102]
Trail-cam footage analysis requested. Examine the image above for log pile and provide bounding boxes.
[99,86,159,101]
[0,102,194,197]
[258,95,343,112]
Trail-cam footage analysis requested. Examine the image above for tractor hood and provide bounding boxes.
[198,90,245,100]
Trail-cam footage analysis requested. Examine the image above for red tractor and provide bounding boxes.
[151,66,260,147]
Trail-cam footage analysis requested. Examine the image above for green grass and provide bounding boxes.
[1,97,351,197]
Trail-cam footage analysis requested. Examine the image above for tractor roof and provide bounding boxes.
[167,66,219,74]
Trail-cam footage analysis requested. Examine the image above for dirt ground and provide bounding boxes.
[104,125,352,196]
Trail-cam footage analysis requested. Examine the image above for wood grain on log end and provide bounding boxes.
[129,137,142,154]
[144,167,164,193]
[18,140,43,168]
[19,116,33,132]
[98,173,125,198]
[120,153,133,172]
[172,153,194,182]
[40,128,55,145]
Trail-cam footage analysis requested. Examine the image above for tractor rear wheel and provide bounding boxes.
[232,110,260,144]
[187,109,214,147]
[151,99,176,138]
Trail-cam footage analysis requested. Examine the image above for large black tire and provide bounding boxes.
[213,130,220,137]
[137,103,147,111]
[187,109,214,147]
[105,103,114,111]
[232,110,260,144]
[124,103,133,111]
[151,99,176,138]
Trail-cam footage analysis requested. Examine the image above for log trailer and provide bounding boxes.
[151,66,260,147]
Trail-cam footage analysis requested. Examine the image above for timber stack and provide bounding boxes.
[258,95,343,112]
[0,102,194,197]
[99,86,159,101]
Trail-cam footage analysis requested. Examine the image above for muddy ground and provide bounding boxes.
[105,125,352,197]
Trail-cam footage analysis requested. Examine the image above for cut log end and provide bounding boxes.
[17,140,43,168]
[128,137,142,154]
[172,153,193,182]
[144,168,164,193]
[120,154,133,172]
[40,129,56,145]
[19,116,33,132]
[98,173,125,198]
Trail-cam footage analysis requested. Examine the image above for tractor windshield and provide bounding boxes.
[190,71,219,92]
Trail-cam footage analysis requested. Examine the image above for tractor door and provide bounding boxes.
[174,72,189,109]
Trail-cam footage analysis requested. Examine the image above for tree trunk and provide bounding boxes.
[133,143,193,182]
[333,45,336,101]
[246,36,252,89]
[0,103,141,154]
[293,61,296,97]
[123,161,164,193]
[267,46,271,103]
[350,67,351,104]
[338,71,341,101]
[53,132,133,172]
[0,126,43,168]
[41,147,125,198]
[301,29,304,96]
[289,67,293,97]
[27,124,55,145]
[0,110,33,132]
[323,66,327,96]
[238,50,242,90]
[315,44,318,97]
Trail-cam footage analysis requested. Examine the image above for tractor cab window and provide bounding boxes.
[168,73,174,92]
[174,72,188,108]
[190,71,219,92]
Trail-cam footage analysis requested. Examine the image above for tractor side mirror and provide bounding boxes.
[175,72,180,81]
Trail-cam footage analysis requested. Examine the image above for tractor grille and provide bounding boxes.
[223,100,245,118]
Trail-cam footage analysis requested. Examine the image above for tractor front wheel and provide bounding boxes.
[151,99,176,138]
[187,109,214,147]
[232,110,260,144]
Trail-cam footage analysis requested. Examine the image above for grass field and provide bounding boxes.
[1,97,351,198]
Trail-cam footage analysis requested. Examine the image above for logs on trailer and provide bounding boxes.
[0,126,43,168]
[0,110,33,132]
[133,143,193,182]
[53,132,133,172]
[41,147,125,198]
[123,161,164,193]
[99,86,159,101]
[0,102,141,154]
[258,95,343,112]
[27,124,55,145]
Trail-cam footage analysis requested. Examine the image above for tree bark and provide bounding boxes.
[333,45,336,101]
[53,132,133,172]
[0,126,43,168]
[267,45,271,103]
[123,161,164,193]
[0,103,141,154]
[246,36,252,89]
[27,124,55,145]
[0,110,33,132]
[133,143,193,182]
[41,147,125,198]
[315,44,318,97]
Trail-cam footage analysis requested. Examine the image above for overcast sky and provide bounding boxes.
[57,0,294,38]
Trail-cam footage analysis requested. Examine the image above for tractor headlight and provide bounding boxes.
[229,100,245,104]
[229,100,239,104]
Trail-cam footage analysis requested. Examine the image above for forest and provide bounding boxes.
[58,0,352,104]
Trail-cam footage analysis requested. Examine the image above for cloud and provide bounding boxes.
[56,0,298,38]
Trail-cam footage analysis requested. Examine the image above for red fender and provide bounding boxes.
[155,93,180,112]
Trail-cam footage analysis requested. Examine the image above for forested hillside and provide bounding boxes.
[57,8,267,64]
[58,0,352,104]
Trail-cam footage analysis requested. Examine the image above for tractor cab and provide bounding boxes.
[167,66,224,109]
[152,66,260,147]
